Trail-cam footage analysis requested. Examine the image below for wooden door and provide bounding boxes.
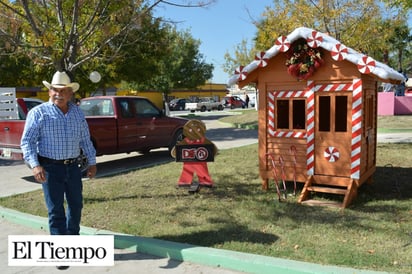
[315,92,352,177]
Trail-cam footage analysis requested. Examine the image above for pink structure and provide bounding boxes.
[378,92,412,115]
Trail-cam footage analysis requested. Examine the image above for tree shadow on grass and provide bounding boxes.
[359,165,412,201]
[246,165,412,232]
[157,224,279,247]
[86,163,411,249]
[270,165,412,210]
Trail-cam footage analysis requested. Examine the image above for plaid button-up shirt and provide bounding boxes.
[21,101,96,168]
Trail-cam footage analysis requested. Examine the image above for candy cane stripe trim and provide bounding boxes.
[315,83,353,92]
[350,79,362,179]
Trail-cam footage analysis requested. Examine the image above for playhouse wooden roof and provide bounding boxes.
[228,27,405,86]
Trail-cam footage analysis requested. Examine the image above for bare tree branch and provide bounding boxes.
[159,0,214,8]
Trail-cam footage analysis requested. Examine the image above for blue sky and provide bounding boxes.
[154,0,274,84]
[154,1,412,84]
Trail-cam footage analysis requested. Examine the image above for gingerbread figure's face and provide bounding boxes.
[183,119,206,141]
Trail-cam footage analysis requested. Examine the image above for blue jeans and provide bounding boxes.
[42,162,83,235]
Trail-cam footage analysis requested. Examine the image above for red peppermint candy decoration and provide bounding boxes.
[255,52,268,67]
[357,56,376,74]
[324,146,340,162]
[235,66,247,81]
[331,43,348,61]
[306,31,323,48]
[275,36,290,52]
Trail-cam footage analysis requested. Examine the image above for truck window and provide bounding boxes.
[80,99,114,116]
[134,99,160,117]
[118,99,134,118]
[25,101,42,112]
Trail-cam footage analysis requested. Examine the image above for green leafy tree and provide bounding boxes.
[380,1,412,72]
[222,39,257,81]
[0,0,214,97]
[0,0,153,96]
[223,0,411,77]
[384,20,412,71]
[121,27,213,94]
[114,16,170,87]
[167,29,214,90]
[383,0,412,9]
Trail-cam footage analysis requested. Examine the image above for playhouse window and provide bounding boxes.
[293,100,306,129]
[335,96,347,132]
[276,99,306,130]
[318,95,348,132]
[319,96,331,131]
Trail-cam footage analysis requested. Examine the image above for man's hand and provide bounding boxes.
[87,165,97,179]
[32,166,46,183]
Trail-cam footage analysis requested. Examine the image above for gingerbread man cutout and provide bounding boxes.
[171,119,218,188]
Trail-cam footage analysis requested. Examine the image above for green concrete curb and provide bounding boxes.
[1,207,388,274]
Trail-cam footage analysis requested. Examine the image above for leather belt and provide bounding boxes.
[38,155,78,165]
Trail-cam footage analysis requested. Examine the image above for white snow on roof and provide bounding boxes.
[228,27,405,86]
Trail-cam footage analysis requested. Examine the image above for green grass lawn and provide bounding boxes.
[1,111,411,273]
[377,115,412,131]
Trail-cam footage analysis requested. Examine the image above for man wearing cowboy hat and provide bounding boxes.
[21,71,96,240]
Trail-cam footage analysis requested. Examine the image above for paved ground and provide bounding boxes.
[377,132,412,143]
[1,114,406,273]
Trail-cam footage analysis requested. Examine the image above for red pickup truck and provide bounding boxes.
[0,98,44,160]
[0,96,188,162]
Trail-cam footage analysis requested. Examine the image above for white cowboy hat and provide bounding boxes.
[42,71,80,92]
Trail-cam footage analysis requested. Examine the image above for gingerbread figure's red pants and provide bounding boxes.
[178,162,213,185]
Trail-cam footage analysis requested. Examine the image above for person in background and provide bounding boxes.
[395,70,408,96]
[20,71,96,245]
[245,93,250,108]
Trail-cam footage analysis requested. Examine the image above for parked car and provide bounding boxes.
[222,96,245,109]
[185,97,224,112]
[169,98,187,111]
[0,95,188,163]
[79,96,188,155]
[0,97,44,160]
[18,98,44,119]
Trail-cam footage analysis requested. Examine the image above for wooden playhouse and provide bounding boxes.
[228,27,405,208]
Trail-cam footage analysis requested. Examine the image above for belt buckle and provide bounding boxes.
[63,159,71,164]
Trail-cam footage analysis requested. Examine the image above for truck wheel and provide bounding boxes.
[200,106,206,112]
[169,129,184,154]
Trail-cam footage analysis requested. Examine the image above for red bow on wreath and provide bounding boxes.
[285,38,323,80]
